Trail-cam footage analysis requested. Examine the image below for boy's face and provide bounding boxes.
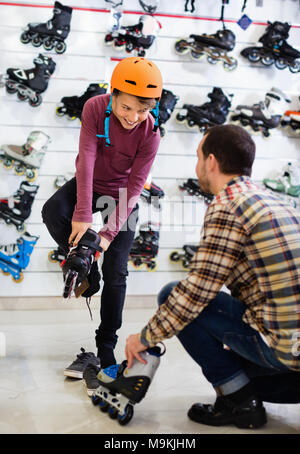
[112,92,153,130]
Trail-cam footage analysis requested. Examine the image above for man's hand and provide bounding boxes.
[69,221,92,246]
[125,334,148,369]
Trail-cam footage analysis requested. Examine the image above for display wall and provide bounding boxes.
[0,0,299,297]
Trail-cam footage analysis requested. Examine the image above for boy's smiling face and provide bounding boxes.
[111,92,153,130]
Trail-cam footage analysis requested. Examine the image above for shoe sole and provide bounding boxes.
[64,370,83,379]
[188,407,267,429]
[82,379,96,397]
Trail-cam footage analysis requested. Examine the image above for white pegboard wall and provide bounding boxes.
[0,0,299,296]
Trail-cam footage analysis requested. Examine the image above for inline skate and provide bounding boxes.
[54,172,74,189]
[140,180,164,210]
[105,15,160,57]
[230,87,290,137]
[92,343,166,426]
[175,28,238,71]
[56,83,108,121]
[152,88,179,137]
[5,54,56,107]
[139,0,159,14]
[179,178,214,205]
[263,162,300,206]
[0,232,39,282]
[169,244,198,270]
[20,1,73,54]
[176,87,233,133]
[62,229,103,299]
[48,246,66,264]
[0,181,39,232]
[281,96,300,133]
[128,222,159,271]
[0,131,51,182]
[241,21,300,73]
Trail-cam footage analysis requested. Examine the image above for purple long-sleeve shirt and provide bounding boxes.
[72,93,161,243]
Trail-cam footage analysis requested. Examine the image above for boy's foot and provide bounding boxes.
[83,363,101,396]
[64,347,100,379]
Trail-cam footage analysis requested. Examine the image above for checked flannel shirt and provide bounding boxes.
[140,176,300,371]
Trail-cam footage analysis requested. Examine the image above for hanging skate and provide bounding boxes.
[263,162,300,208]
[281,96,300,134]
[20,1,73,54]
[140,179,164,210]
[151,88,179,137]
[91,343,166,426]
[128,222,159,271]
[241,21,300,73]
[0,131,51,182]
[169,244,198,270]
[179,178,214,205]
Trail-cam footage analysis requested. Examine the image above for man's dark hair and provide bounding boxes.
[202,124,255,177]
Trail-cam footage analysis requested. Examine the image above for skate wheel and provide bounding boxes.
[186,119,197,129]
[125,43,134,53]
[5,83,18,94]
[32,36,42,47]
[146,260,157,272]
[67,115,77,121]
[91,395,100,406]
[190,50,204,60]
[129,260,143,270]
[2,158,14,170]
[223,58,238,71]
[48,251,58,263]
[169,251,180,263]
[29,94,42,108]
[26,168,37,182]
[274,58,287,70]
[1,269,10,276]
[14,165,26,176]
[182,260,190,270]
[261,56,274,67]
[104,34,114,45]
[108,406,118,419]
[118,404,134,426]
[137,49,146,58]
[247,50,261,63]
[99,399,109,413]
[55,41,66,54]
[207,55,218,65]
[159,125,166,138]
[12,273,24,283]
[289,61,300,74]
[20,31,31,44]
[174,39,189,55]
[17,91,28,101]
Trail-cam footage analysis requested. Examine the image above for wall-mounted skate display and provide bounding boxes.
[169,244,198,270]
[230,87,290,137]
[151,88,179,138]
[0,232,39,283]
[20,1,73,54]
[241,21,300,73]
[281,96,300,134]
[0,131,51,182]
[0,181,39,232]
[128,222,160,271]
[56,83,108,121]
[3,54,56,107]
[176,87,233,133]
[263,162,300,208]
[175,28,238,71]
[179,178,214,205]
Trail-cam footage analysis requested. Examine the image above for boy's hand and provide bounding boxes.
[69,221,92,246]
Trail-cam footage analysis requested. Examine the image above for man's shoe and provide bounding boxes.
[188,394,267,429]
[64,347,100,379]
[83,363,101,396]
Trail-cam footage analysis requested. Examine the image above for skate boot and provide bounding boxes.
[230,87,290,137]
[241,21,300,73]
[0,181,39,232]
[62,229,103,299]
[263,162,300,206]
[20,1,73,54]
[139,0,159,14]
[179,178,214,205]
[128,222,160,271]
[48,246,66,264]
[56,83,108,121]
[0,130,51,182]
[141,180,165,210]
[91,343,166,425]
[175,28,238,71]
[105,15,160,57]
[152,88,179,137]
[169,244,198,270]
[281,96,300,133]
[176,87,233,133]
[0,232,39,282]
[5,54,56,107]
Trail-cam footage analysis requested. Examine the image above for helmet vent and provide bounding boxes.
[125,79,137,85]
[147,84,157,88]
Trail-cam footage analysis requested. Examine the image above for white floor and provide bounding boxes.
[0,303,300,435]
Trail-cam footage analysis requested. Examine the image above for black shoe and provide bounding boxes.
[188,394,267,429]
[64,347,100,379]
[83,363,101,396]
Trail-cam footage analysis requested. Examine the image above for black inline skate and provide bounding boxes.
[176,87,233,133]
[169,244,198,270]
[105,14,160,57]
[92,343,166,426]
[20,1,73,54]
[5,54,56,107]
[151,88,179,137]
[128,222,159,271]
[241,21,300,73]
[0,181,39,232]
[281,96,300,133]
[140,180,165,210]
[48,246,66,264]
[62,229,103,299]
[56,83,108,121]
[179,178,214,205]
[175,28,238,71]
[230,87,290,137]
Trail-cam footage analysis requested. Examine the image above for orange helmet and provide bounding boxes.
[110,56,163,99]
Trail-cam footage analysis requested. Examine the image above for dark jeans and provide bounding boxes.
[42,177,138,351]
[158,281,300,404]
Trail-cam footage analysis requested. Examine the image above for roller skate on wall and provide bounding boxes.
[169,244,198,270]
[91,343,166,426]
[56,83,108,121]
[179,178,214,205]
[241,21,300,73]
[175,28,238,71]
[0,232,39,282]
[0,181,39,232]
[176,87,233,133]
[140,174,164,210]
[0,131,51,182]
[152,88,179,137]
[48,246,66,265]
[128,222,159,271]
[54,172,74,189]
[230,87,290,137]
[20,1,73,54]
[281,96,300,134]
[263,162,300,208]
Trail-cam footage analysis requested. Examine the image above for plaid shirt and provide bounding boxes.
[141,176,300,371]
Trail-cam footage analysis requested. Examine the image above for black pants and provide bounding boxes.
[41,177,138,351]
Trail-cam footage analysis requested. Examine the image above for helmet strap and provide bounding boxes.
[151,100,160,132]
[96,94,113,147]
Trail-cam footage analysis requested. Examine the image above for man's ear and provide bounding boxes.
[208,153,218,172]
